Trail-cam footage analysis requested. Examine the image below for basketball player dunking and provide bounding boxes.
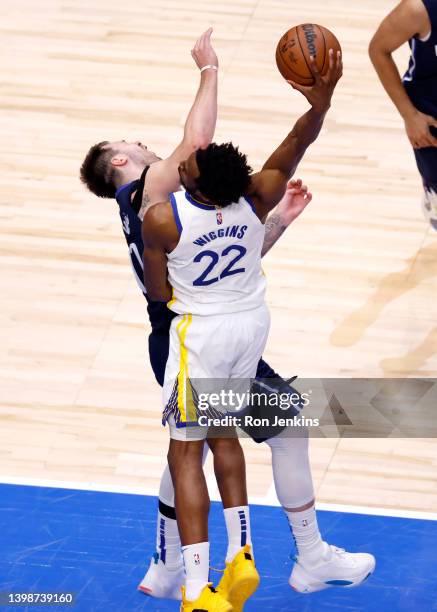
[80,30,374,605]
[369,0,437,228]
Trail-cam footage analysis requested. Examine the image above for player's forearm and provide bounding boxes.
[262,106,328,177]
[369,45,416,120]
[143,250,173,302]
[261,192,307,256]
[261,210,288,257]
[183,70,218,150]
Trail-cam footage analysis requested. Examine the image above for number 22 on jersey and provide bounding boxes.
[192,244,247,286]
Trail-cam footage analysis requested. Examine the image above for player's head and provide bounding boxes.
[80,140,161,198]
[178,142,252,207]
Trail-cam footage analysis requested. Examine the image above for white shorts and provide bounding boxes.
[162,304,270,440]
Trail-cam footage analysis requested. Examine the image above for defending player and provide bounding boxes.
[369,0,437,228]
[80,36,375,605]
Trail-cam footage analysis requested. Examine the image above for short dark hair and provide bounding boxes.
[195,142,252,207]
[79,141,117,198]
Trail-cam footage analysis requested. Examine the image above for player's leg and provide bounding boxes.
[138,446,209,599]
[212,305,270,610]
[162,314,233,610]
[413,142,437,229]
[165,424,231,610]
[209,434,258,612]
[247,358,375,592]
[167,438,210,598]
[207,435,251,562]
[265,427,375,592]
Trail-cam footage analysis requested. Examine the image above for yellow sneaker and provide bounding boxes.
[181,583,233,611]
[217,545,260,612]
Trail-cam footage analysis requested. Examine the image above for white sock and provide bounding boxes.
[286,504,324,566]
[223,506,252,563]
[182,541,210,601]
[156,511,183,570]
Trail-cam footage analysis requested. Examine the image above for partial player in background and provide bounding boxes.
[369,0,437,228]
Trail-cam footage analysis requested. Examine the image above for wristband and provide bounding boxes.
[200,64,218,73]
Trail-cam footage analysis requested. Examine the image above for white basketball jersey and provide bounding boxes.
[167,190,266,316]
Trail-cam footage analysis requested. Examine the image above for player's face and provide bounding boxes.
[178,151,200,193]
[108,140,161,165]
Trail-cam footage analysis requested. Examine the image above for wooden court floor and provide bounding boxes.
[1,0,436,514]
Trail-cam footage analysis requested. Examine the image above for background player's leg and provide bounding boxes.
[265,428,375,592]
[265,429,323,562]
[413,143,437,229]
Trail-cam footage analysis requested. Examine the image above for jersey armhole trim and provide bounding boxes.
[170,193,183,235]
[244,195,256,213]
[243,195,264,226]
[418,30,431,42]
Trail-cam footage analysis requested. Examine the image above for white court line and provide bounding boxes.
[1,474,437,522]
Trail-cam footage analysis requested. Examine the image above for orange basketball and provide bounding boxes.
[276,24,341,86]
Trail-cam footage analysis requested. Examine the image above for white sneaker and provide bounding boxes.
[138,554,185,600]
[422,188,437,230]
[289,542,375,593]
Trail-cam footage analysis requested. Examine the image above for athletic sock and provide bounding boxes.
[182,541,210,601]
[286,504,324,566]
[156,510,183,570]
[223,506,252,563]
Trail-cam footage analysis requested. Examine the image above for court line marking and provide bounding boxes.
[1,474,436,521]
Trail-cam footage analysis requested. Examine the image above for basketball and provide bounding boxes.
[276,24,342,85]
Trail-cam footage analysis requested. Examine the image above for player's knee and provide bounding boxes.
[208,437,244,469]
[208,436,242,455]
[167,440,204,478]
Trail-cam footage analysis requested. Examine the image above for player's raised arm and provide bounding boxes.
[142,202,179,302]
[251,51,342,220]
[174,27,218,156]
[146,28,218,200]
[369,0,437,149]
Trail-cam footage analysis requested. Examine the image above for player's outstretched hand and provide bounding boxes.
[404,110,437,148]
[191,28,219,71]
[280,178,313,223]
[287,49,343,112]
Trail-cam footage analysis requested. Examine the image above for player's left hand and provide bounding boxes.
[279,178,313,223]
[191,28,219,71]
[287,49,343,112]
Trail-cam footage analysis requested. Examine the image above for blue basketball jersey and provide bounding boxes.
[114,169,177,333]
[403,0,437,115]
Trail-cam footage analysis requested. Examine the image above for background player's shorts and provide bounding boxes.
[162,304,270,440]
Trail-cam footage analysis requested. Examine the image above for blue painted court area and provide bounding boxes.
[1,484,436,611]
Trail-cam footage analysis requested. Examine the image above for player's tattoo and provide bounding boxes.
[262,213,287,256]
[138,190,151,221]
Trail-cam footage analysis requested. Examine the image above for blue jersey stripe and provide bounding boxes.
[244,195,257,213]
[170,193,183,234]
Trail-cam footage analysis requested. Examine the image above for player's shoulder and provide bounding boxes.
[142,199,178,245]
[396,0,431,38]
[397,0,429,20]
[143,200,173,228]
[246,169,285,197]
[144,159,181,205]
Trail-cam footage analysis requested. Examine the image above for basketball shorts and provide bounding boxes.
[162,304,270,441]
